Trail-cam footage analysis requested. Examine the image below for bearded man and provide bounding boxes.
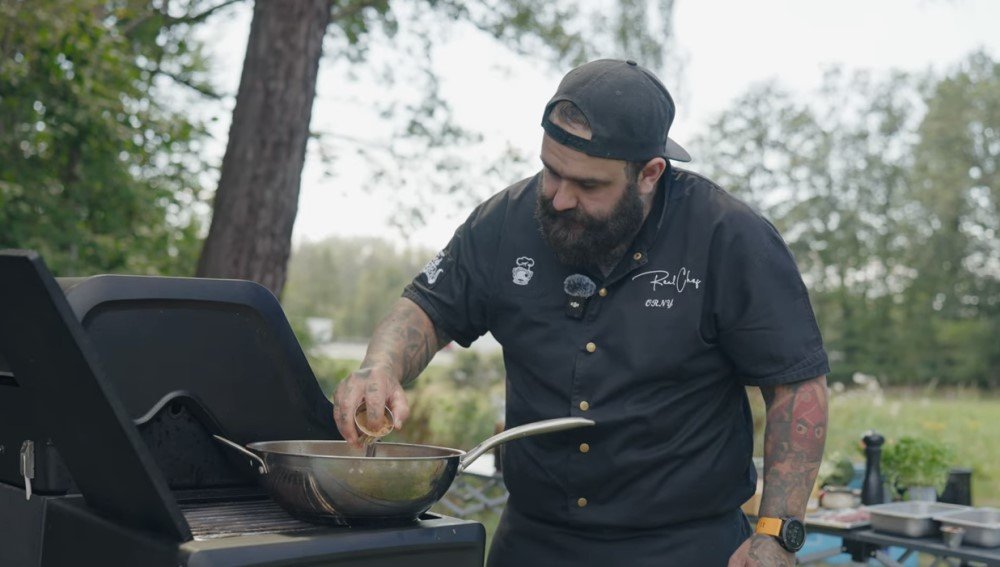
[333,59,829,567]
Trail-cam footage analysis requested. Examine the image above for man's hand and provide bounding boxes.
[329,298,450,447]
[728,534,794,567]
[333,365,409,447]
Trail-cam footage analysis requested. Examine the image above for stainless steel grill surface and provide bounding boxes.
[180,499,323,540]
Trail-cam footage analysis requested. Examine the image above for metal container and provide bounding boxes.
[868,501,970,537]
[215,417,595,524]
[933,507,1000,547]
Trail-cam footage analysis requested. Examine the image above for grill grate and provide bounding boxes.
[180,499,328,540]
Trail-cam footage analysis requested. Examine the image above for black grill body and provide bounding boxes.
[1,482,485,567]
[0,251,485,566]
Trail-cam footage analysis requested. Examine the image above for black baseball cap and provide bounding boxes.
[541,59,691,162]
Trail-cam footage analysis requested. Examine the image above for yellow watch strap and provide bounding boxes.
[756,517,783,537]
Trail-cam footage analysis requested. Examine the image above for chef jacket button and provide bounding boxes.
[633,252,643,261]
[585,342,597,353]
[577,497,588,507]
[579,443,590,453]
[598,288,608,297]
[579,400,590,411]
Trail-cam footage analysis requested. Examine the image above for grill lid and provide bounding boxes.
[0,250,191,541]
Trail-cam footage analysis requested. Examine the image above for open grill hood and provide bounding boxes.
[0,250,484,566]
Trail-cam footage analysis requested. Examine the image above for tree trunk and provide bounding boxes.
[196,0,332,296]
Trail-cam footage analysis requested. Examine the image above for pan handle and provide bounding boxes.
[459,417,595,472]
[212,434,268,474]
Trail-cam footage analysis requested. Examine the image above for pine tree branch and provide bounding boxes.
[165,0,245,27]
[154,68,223,100]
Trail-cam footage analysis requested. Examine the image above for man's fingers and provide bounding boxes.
[334,369,405,446]
[388,388,410,428]
[334,379,363,445]
[365,385,388,432]
[339,403,359,445]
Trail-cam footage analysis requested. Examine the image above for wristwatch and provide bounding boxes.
[755,516,806,552]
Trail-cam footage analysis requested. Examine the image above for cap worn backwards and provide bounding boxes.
[541,59,691,163]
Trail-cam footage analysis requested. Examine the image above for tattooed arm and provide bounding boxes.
[333,297,452,446]
[729,375,828,567]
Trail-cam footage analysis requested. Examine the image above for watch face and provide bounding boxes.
[782,519,806,551]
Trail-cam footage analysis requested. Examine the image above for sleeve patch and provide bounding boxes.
[421,250,447,287]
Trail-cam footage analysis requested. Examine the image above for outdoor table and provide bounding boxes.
[801,521,1000,566]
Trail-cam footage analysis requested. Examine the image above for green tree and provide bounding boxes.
[0,0,220,275]
[693,71,926,382]
[905,52,1000,387]
[692,58,999,388]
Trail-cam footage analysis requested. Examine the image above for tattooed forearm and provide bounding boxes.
[758,375,828,519]
[360,298,451,385]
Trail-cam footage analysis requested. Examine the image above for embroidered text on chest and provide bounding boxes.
[632,267,702,309]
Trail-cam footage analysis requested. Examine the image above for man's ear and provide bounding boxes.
[638,157,667,196]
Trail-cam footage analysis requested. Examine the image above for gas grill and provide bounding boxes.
[0,250,485,566]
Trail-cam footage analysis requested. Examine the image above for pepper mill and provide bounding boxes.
[861,430,885,505]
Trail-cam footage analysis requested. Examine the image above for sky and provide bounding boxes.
[200,0,1000,253]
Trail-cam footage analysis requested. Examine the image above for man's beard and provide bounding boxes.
[535,180,645,269]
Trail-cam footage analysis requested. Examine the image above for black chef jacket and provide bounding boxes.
[403,166,830,530]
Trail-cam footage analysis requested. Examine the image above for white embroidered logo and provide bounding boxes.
[422,251,445,285]
[512,257,535,286]
[632,267,703,309]
[632,267,702,293]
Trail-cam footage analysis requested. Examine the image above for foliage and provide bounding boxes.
[404,371,501,450]
[882,435,954,494]
[404,350,506,450]
[0,0,217,276]
[694,52,1000,387]
[283,236,434,338]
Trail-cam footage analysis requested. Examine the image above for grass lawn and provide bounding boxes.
[820,387,999,506]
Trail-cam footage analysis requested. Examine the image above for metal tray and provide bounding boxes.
[933,507,1000,548]
[867,501,970,538]
[806,507,871,530]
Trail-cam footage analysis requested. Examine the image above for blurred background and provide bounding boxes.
[2,0,998,553]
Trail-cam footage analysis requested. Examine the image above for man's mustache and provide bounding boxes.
[538,197,597,228]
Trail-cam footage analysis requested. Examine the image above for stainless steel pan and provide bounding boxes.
[214,417,594,525]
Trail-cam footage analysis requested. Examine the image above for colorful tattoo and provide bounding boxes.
[759,375,828,519]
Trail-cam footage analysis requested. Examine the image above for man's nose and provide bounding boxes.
[550,182,577,211]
